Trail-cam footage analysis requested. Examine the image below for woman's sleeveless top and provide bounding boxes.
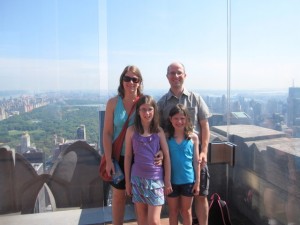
[113,96,135,155]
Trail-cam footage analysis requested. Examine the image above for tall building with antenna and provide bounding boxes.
[287,87,300,137]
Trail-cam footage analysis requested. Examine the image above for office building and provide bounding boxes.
[76,124,86,140]
[287,87,300,137]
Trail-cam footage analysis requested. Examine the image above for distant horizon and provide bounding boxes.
[0,87,293,99]
[0,87,293,93]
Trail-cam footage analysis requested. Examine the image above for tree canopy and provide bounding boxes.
[0,102,100,157]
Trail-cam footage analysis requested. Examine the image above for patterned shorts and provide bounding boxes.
[131,176,165,206]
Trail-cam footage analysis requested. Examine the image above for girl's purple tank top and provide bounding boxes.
[131,132,163,180]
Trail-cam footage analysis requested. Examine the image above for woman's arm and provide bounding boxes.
[102,97,117,176]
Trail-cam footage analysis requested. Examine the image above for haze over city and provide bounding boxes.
[0,1,299,92]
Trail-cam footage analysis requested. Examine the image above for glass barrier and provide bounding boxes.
[0,1,299,225]
[227,1,300,224]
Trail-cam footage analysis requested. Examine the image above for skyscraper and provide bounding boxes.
[76,124,86,140]
[287,87,300,137]
[0,106,6,121]
[21,132,30,153]
[98,110,105,155]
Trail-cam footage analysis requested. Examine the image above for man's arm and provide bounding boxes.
[157,95,166,130]
[199,119,210,169]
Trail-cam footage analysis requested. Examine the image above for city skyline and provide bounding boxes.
[0,1,299,91]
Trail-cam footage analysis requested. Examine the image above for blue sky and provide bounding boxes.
[0,0,299,92]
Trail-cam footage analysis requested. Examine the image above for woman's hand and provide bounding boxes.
[154,150,164,166]
[126,183,132,197]
[105,158,114,177]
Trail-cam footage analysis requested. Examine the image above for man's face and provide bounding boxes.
[166,63,186,88]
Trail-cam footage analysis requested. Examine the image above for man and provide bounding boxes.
[157,62,211,225]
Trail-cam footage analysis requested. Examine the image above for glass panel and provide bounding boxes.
[224,1,300,225]
[0,0,105,219]
[105,1,228,94]
[103,1,229,222]
[2,1,299,225]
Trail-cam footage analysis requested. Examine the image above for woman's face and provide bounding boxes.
[169,112,186,130]
[122,71,141,94]
[138,103,154,123]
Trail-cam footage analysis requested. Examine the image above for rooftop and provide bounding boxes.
[1,125,299,225]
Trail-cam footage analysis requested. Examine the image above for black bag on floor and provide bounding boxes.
[208,193,232,225]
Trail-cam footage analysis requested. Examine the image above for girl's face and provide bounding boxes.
[170,112,186,130]
[138,103,154,123]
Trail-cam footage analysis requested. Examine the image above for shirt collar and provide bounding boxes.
[166,88,189,100]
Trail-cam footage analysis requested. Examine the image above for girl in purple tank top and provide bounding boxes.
[124,95,172,225]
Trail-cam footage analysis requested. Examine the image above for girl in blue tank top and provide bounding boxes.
[124,95,172,225]
[166,104,201,225]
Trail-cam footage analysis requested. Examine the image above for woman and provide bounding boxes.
[102,65,162,225]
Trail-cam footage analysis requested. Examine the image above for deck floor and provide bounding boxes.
[104,217,170,225]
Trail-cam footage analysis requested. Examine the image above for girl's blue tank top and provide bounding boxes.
[168,137,195,184]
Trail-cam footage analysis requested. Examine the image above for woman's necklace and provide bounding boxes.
[123,94,138,103]
[123,96,137,113]
[123,98,136,103]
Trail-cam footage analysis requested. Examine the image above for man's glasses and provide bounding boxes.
[123,75,140,83]
[168,71,184,76]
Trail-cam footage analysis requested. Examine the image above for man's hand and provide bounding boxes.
[154,150,164,166]
[199,152,207,170]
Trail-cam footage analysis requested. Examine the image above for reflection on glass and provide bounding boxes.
[0,1,299,225]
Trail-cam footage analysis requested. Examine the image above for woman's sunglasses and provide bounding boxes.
[123,75,140,83]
